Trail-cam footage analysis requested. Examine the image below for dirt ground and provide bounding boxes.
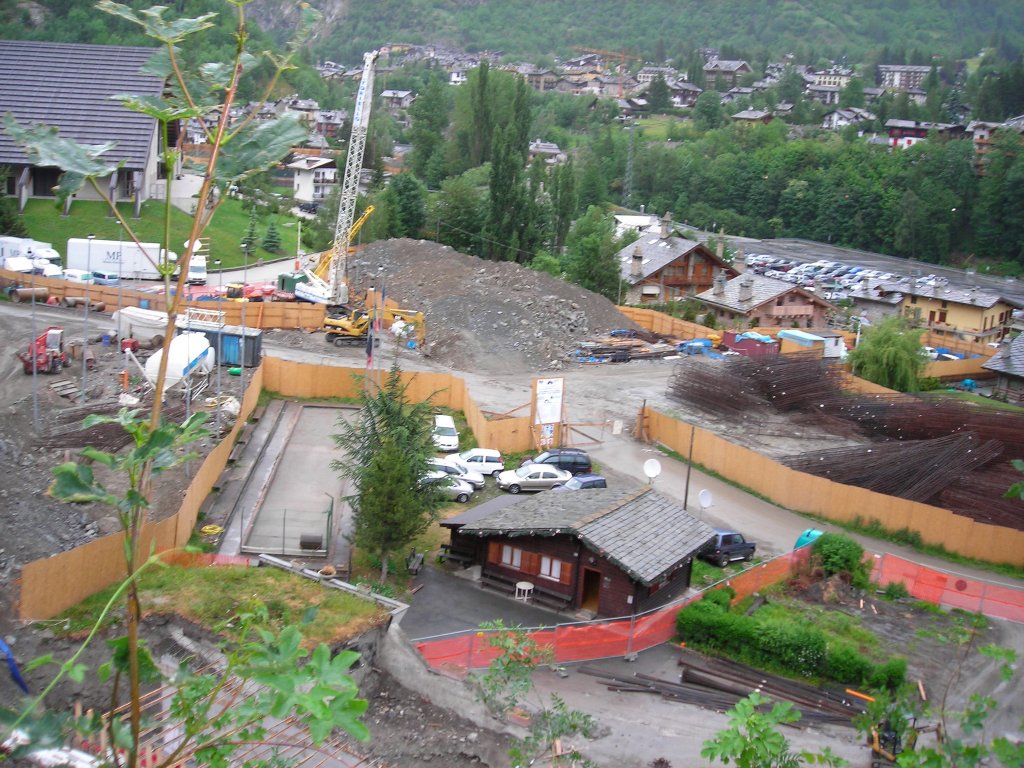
[2,240,1023,766]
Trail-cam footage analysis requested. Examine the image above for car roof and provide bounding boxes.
[572,473,605,481]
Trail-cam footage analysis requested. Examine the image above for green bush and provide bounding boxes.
[754,620,827,675]
[826,644,873,685]
[882,581,910,601]
[868,657,907,691]
[811,533,864,576]
[703,586,736,608]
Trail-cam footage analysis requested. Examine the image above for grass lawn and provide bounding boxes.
[56,564,386,646]
[21,197,301,269]
[921,389,1024,412]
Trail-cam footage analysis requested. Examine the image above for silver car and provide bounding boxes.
[422,471,474,503]
[497,464,572,494]
[427,457,485,489]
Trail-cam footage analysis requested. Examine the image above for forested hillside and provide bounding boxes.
[3,0,1022,67]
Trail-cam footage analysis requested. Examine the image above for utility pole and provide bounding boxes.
[80,234,95,402]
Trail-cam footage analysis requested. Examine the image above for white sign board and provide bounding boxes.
[534,377,564,425]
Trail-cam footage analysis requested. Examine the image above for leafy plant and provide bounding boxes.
[810,533,871,587]
[701,692,847,768]
[1,3,371,766]
[476,620,597,767]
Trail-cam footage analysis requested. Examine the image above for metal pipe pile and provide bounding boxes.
[782,433,1005,502]
[579,647,864,727]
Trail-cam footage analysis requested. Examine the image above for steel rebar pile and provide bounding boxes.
[667,358,761,416]
[939,463,1024,529]
[736,354,848,411]
[782,433,1004,502]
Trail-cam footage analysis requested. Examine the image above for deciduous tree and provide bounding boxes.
[847,316,926,392]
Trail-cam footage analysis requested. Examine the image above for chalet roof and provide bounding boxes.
[0,40,163,170]
[876,282,1023,310]
[287,155,334,171]
[617,230,730,285]
[696,274,835,313]
[380,89,413,98]
[704,59,750,73]
[732,109,772,121]
[458,487,716,585]
[982,334,1024,377]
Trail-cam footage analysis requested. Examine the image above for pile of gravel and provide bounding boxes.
[349,239,638,373]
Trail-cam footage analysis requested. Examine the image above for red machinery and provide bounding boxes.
[17,327,69,374]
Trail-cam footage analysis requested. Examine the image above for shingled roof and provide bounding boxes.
[982,334,1024,377]
[618,231,731,285]
[0,40,163,170]
[696,274,834,313]
[458,486,716,585]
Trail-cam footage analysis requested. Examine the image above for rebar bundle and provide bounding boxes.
[939,463,1024,530]
[666,358,762,416]
[782,433,1004,502]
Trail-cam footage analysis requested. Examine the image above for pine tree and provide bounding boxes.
[261,218,281,252]
[241,207,258,257]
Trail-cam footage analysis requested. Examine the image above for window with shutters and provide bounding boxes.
[539,556,561,582]
[501,545,522,569]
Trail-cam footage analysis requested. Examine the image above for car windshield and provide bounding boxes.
[563,477,583,490]
[514,466,535,478]
[435,426,457,436]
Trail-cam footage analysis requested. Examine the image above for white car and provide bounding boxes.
[427,457,485,490]
[431,414,460,452]
[447,448,505,477]
[61,268,95,284]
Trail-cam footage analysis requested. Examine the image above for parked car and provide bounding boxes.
[497,465,572,493]
[447,448,505,477]
[519,448,592,475]
[421,471,473,503]
[427,457,485,489]
[91,269,121,286]
[298,202,319,214]
[61,268,95,284]
[431,414,460,452]
[551,473,607,492]
[699,529,756,567]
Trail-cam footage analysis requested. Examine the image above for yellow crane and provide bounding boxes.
[312,205,375,282]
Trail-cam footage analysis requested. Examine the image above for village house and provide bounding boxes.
[667,80,703,107]
[885,283,1022,345]
[822,107,876,131]
[885,119,965,149]
[636,66,678,84]
[287,154,337,203]
[703,58,752,89]
[616,213,738,303]
[811,66,854,89]
[527,139,566,166]
[982,335,1024,403]
[731,109,774,125]
[877,64,934,91]
[380,89,416,111]
[442,486,716,618]
[0,40,168,216]
[695,274,837,329]
[805,83,840,105]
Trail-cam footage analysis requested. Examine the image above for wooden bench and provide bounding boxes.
[531,584,572,611]
[227,442,245,464]
[406,551,424,575]
[479,573,516,596]
[439,543,475,566]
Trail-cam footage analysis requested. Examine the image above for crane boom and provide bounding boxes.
[329,49,379,305]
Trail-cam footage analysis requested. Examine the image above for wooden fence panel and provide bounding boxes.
[644,405,1024,566]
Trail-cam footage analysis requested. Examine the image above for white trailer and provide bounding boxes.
[0,236,61,265]
[66,238,207,285]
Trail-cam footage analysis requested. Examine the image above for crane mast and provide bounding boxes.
[329,49,379,306]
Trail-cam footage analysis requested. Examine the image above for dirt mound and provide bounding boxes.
[349,239,639,373]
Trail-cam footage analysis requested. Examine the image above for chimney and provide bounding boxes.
[630,246,644,278]
[713,272,726,296]
[660,211,673,239]
[738,276,754,302]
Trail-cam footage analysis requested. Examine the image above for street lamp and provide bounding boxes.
[80,233,95,402]
[213,259,223,431]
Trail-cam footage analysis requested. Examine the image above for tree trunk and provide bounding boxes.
[379,553,389,584]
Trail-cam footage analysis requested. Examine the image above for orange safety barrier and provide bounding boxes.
[873,553,1024,624]
[415,550,1024,671]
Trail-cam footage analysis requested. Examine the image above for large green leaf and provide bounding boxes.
[112,94,200,123]
[97,1,217,44]
[216,115,308,183]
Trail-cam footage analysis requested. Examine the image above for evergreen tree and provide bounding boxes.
[241,207,258,258]
[469,61,493,166]
[550,158,578,250]
[564,206,622,301]
[408,74,451,185]
[693,90,724,130]
[261,218,281,252]
[647,74,672,112]
[0,166,28,237]
[839,77,866,108]
[386,172,427,238]
[331,363,445,584]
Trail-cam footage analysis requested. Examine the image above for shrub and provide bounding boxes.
[868,657,907,691]
[703,586,736,608]
[753,620,827,675]
[811,533,864,576]
[881,581,910,601]
[826,644,872,685]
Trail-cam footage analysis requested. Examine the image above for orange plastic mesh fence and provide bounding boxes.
[415,551,1024,671]
[874,553,1024,623]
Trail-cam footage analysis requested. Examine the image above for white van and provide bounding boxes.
[431,414,459,451]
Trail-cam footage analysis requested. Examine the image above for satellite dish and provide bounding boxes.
[643,459,662,481]
[698,489,713,511]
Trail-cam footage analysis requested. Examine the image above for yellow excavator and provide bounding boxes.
[324,305,425,348]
